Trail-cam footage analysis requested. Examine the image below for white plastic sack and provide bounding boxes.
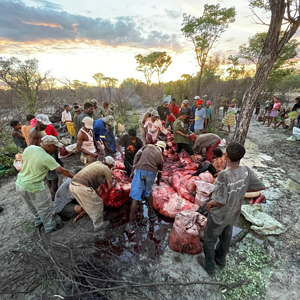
[241,204,286,235]
[194,180,215,206]
[66,143,78,154]
[13,153,23,172]
[292,127,300,140]
[219,139,226,147]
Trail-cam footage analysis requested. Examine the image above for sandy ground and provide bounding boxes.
[0,116,299,299]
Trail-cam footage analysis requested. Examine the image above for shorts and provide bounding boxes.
[129,169,156,201]
[58,200,78,221]
[176,143,194,156]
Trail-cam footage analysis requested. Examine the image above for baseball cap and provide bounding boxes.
[82,117,93,129]
[36,114,51,125]
[162,99,169,104]
[183,99,189,104]
[156,141,166,150]
[41,135,63,148]
[147,108,154,113]
[194,96,200,100]
[105,156,115,166]
[103,115,116,126]
[151,110,159,117]
[90,99,97,104]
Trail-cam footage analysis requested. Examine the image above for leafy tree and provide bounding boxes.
[135,51,172,86]
[239,31,299,71]
[181,4,236,95]
[233,0,300,145]
[103,77,119,88]
[0,57,49,114]
[92,72,105,87]
[135,54,154,88]
[148,51,172,84]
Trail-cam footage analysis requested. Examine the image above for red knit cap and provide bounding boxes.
[196,99,203,105]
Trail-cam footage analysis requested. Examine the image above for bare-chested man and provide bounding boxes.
[28,114,50,146]
[77,117,99,165]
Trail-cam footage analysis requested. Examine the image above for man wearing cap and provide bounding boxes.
[166,99,180,130]
[194,99,207,135]
[29,114,51,146]
[190,133,221,163]
[181,99,192,132]
[16,136,73,233]
[77,117,98,165]
[76,102,94,135]
[69,157,115,231]
[157,99,176,122]
[139,108,153,144]
[144,110,167,144]
[93,116,113,152]
[90,99,102,121]
[104,115,117,153]
[173,112,196,162]
[126,141,166,235]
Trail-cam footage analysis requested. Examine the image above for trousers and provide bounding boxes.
[16,185,56,233]
[203,214,233,271]
[206,139,221,163]
[69,183,104,231]
[105,131,116,152]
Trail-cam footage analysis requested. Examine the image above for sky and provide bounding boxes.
[0,0,286,85]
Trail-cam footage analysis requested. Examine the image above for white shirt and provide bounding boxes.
[61,110,72,123]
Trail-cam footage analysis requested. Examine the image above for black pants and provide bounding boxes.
[124,160,133,176]
[176,143,194,156]
[203,214,233,271]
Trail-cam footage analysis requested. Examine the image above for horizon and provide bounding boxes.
[1,0,300,85]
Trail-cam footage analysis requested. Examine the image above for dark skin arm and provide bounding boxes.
[55,166,73,178]
[12,131,25,139]
[156,164,163,185]
[116,143,125,160]
[77,131,98,158]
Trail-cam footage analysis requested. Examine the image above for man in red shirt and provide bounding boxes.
[166,98,179,130]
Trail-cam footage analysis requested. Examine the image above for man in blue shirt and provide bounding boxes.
[194,99,207,135]
[93,116,116,152]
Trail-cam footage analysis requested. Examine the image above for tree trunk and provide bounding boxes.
[232,0,286,145]
[197,68,203,96]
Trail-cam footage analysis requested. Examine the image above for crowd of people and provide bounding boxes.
[256,96,300,130]
[6,95,268,275]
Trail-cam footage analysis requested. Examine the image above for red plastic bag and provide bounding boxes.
[169,211,207,254]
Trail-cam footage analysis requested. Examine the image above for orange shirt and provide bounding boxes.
[21,125,32,147]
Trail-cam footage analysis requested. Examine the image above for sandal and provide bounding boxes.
[124,223,135,235]
[148,213,158,222]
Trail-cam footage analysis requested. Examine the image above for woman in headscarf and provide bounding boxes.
[220,99,236,133]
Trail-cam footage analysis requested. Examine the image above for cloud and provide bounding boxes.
[165,9,182,19]
[224,37,235,43]
[0,0,182,51]
[33,0,62,10]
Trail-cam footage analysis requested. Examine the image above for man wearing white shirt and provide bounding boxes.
[61,104,72,123]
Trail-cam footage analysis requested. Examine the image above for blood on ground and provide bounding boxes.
[94,197,173,263]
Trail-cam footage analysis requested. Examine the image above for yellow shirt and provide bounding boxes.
[21,125,31,147]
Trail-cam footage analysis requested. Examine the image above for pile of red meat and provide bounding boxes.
[97,161,132,208]
[153,150,215,218]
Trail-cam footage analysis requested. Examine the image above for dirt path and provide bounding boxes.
[0,118,299,300]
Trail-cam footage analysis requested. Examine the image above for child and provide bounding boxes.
[275,107,289,129]
[212,147,226,173]
[10,120,27,153]
[197,142,265,275]
[257,110,265,122]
